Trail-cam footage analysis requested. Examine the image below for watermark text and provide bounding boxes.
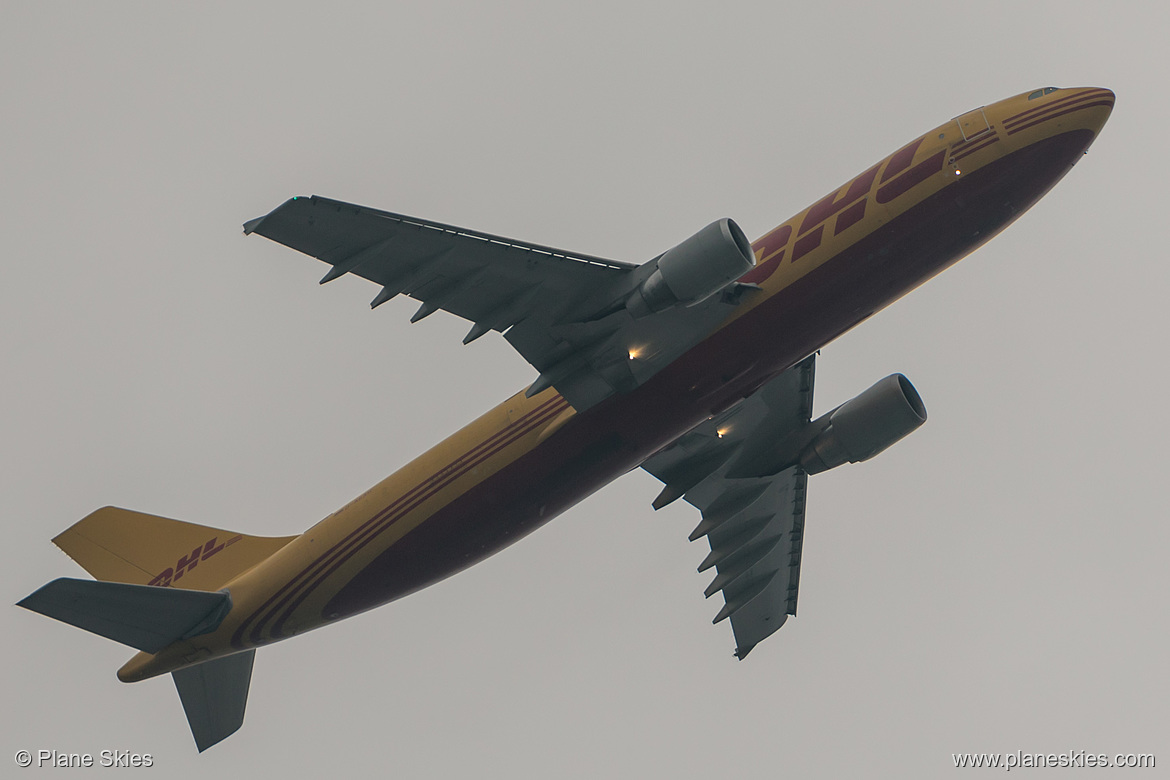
[953,750,1155,770]
[14,749,153,769]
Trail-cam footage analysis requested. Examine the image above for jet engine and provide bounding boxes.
[799,374,927,474]
[626,219,755,318]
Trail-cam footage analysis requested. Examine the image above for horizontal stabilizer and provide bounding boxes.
[17,578,231,654]
[173,650,255,752]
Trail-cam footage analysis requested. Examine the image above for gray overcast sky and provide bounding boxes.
[3,1,1166,776]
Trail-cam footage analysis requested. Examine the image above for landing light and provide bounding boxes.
[717,427,729,438]
[954,169,962,176]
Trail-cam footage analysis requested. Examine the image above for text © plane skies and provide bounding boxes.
[19,86,1115,751]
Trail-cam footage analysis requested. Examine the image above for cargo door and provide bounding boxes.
[954,107,992,142]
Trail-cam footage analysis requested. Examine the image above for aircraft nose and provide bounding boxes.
[1068,86,1115,135]
[1003,87,1115,140]
[1078,86,1115,109]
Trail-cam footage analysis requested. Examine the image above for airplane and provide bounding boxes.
[19,86,1114,751]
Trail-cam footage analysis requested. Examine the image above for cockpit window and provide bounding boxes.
[1028,87,1060,100]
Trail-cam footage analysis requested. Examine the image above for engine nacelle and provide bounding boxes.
[626,218,755,318]
[799,374,927,475]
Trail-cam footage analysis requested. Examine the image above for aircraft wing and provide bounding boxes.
[246,196,754,410]
[244,195,634,326]
[641,355,816,658]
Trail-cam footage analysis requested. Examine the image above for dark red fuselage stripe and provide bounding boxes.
[254,396,569,642]
[267,396,572,637]
[1005,93,1114,130]
[245,396,569,644]
[1003,89,1111,126]
[232,395,568,647]
[1006,100,1116,136]
[950,129,997,153]
[953,136,1001,163]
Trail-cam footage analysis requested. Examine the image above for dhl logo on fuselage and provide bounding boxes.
[742,87,1115,288]
[742,133,950,285]
[148,535,243,587]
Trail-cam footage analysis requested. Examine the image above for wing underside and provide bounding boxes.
[643,355,816,657]
[245,196,754,410]
[244,195,633,330]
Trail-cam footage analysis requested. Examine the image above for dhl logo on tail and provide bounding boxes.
[147,535,243,587]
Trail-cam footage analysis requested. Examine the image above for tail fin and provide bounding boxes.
[173,650,255,752]
[22,507,281,752]
[53,506,298,591]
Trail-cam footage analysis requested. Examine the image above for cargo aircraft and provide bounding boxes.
[19,87,1114,751]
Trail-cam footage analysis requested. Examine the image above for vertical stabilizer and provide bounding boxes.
[52,506,298,591]
[173,651,256,752]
